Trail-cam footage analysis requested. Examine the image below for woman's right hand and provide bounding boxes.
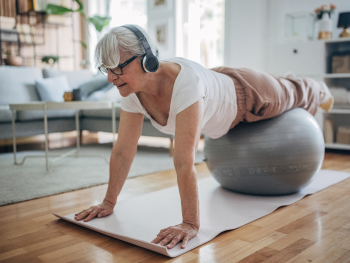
[74,200,115,222]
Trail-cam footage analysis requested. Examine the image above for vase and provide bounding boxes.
[4,56,22,66]
[318,12,332,39]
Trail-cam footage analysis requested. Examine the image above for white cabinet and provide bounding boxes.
[270,41,325,77]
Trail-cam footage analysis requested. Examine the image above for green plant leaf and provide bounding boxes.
[41,56,60,65]
[74,0,85,16]
[88,15,111,32]
[79,40,87,49]
[46,4,73,15]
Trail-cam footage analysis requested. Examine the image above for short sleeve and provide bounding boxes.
[121,95,143,113]
[174,77,205,114]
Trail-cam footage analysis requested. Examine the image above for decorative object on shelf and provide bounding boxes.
[46,0,111,49]
[63,91,74,101]
[337,12,350,38]
[314,4,336,39]
[328,87,350,108]
[285,12,315,41]
[3,49,23,66]
[336,126,350,144]
[41,55,60,67]
[332,54,350,73]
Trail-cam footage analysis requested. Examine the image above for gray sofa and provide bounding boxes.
[0,65,172,142]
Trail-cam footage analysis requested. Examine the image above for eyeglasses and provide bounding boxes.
[98,55,138,76]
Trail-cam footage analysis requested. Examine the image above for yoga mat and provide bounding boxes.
[53,169,350,258]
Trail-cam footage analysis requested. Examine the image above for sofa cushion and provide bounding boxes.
[42,68,94,90]
[17,109,76,121]
[0,66,42,104]
[0,107,15,123]
[35,75,71,102]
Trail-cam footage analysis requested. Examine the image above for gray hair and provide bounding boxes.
[94,25,159,69]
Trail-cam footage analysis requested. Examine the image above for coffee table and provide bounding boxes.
[9,101,117,172]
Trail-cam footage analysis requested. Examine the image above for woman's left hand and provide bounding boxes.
[151,222,198,249]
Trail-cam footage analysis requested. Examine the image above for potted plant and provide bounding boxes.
[41,55,60,67]
[3,48,22,66]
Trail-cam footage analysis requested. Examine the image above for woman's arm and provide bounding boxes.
[74,109,144,222]
[174,98,204,230]
[152,98,204,249]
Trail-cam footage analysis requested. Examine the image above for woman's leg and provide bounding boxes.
[211,67,333,129]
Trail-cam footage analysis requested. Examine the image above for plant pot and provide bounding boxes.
[4,56,23,66]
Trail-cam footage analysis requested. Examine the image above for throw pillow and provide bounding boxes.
[77,74,110,100]
[35,75,71,102]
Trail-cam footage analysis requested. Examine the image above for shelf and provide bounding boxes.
[325,143,350,150]
[326,108,350,114]
[21,55,74,60]
[324,38,350,44]
[0,29,18,33]
[323,73,350,78]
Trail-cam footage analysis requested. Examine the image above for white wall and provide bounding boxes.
[224,0,349,71]
[224,0,269,70]
[268,0,350,46]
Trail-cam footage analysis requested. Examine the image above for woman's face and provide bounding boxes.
[107,54,145,97]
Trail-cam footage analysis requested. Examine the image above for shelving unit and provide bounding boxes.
[323,38,350,150]
[0,11,75,69]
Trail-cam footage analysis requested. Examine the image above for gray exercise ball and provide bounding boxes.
[204,108,325,195]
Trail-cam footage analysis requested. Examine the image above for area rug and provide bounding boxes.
[54,169,350,258]
[0,144,204,206]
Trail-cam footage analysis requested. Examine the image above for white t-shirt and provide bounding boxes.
[121,57,237,139]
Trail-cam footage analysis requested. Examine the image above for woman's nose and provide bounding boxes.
[107,70,119,82]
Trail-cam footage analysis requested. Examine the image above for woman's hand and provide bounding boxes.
[151,222,199,249]
[74,200,115,222]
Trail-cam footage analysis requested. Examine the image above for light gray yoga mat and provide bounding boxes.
[54,169,350,258]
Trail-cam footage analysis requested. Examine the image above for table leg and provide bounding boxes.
[44,104,49,172]
[11,109,17,165]
[76,110,80,155]
[112,103,116,145]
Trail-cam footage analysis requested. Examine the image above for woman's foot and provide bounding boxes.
[284,71,297,79]
[318,81,334,112]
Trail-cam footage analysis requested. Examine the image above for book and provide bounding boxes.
[16,23,33,43]
[0,16,16,29]
[16,23,26,43]
[32,0,46,11]
[21,23,33,43]
[324,119,334,144]
[1,29,18,42]
[46,14,70,25]
[17,0,29,14]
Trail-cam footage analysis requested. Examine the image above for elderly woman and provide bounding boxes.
[74,25,333,249]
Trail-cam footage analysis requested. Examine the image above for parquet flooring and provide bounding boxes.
[0,150,350,262]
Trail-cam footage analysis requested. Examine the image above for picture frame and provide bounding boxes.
[148,17,174,59]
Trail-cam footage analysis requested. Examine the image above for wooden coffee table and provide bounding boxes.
[9,101,117,172]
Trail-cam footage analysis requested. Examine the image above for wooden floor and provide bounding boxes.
[1,146,350,262]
